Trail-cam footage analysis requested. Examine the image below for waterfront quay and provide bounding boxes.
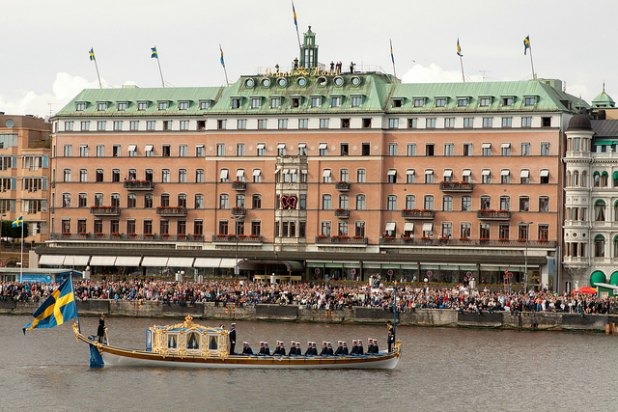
[2,299,615,333]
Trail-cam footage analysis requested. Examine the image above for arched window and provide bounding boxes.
[601,171,609,187]
[581,170,587,187]
[594,234,605,257]
[160,193,170,207]
[593,171,600,187]
[613,235,618,258]
[356,194,366,210]
[595,199,606,221]
[219,194,229,209]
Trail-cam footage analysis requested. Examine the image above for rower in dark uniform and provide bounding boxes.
[387,320,395,352]
[319,341,328,356]
[341,341,349,355]
[357,339,364,355]
[241,341,253,355]
[325,342,334,356]
[334,341,343,355]
[350,340,359,355]
[310,342,318,356]
[304,341,313,356]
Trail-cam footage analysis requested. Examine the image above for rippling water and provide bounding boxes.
[2,315,617,412]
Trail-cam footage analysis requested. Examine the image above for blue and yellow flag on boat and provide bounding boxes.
[23,277,77,333]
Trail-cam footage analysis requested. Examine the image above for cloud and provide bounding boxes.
[0,73,100,118]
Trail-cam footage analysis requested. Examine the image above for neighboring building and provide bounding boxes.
[41,29,587,290]
[0,113,51,249]
[563,91,618,292]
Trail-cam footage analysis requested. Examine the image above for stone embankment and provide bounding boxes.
[2,300,616,332]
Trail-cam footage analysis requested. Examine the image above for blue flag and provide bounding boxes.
[89,48,96,61]
[151,46,158,59]
[219,44,225,67]
[11,216,23,228]
[23,277,78,333]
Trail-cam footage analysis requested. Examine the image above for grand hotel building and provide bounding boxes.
[39,29,588,291]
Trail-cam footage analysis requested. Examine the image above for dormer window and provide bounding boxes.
[310,96,322,108]
[199,100,212,110]
[479,97,492,107]
[270,96,282,108]
[117,102,128,111]
[75,102,87,111]
[231,97,242,109]
[158,101,169,110]
[331,96,342,108]
[457,97,470,107]
[501,96,515,106]
[137,101,149,111]
[250,97,262,109]
[413,97,425,107]
[351,95,364,107]
[524,96,538,106]
[178,101,190,110]
[392,98,403,108]
[435,97,447,107]
[96,102,108,111]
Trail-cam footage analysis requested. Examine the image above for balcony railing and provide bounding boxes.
[51,233,206,242]
[477,210,512,220]
[156,206,188,217]
[232,181,247,191]
[401,209,435,219]
[212,234,263,243]
[123,180,154,190]
[315,236,368,245]
[439,181,473,192]
[90,206,121,216]
[231,207,246,218]
[335,208,350,219]
[335,181,351,191]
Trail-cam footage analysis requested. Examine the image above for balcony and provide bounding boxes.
[477,210,511,220]
[335,181,351,192]
[90,206,120,216]
[401,209,435,219]
[212,234,263,243]
[315,236,368,245]
[123,180,154,191]
[232,181,247,191]
[231,207,246,218]
[439,181,473,192]
[335,208,350,219]
[156,206,188,217]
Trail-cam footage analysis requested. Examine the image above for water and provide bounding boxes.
[2,315,617,412]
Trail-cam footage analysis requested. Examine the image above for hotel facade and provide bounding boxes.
[40,30,587,291]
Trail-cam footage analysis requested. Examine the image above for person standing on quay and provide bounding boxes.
[229,323,237,354]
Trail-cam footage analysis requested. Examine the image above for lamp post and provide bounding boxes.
[521,221,533,293]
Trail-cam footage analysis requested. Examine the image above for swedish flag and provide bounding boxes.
[523,35,531,55]
[219,44,225,68]
[89,48,96,61]
[11,216,23,228]
[151,46,158,59]
[23,277,78,333]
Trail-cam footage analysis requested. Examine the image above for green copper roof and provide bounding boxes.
[55,75,587,118]
[592,90,615,108]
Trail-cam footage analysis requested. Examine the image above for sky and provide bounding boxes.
[0,0,615,118]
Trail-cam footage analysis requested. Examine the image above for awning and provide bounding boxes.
[220,169,229,179]
[540,169,550,177]
[520,170,530,178]
[127,144,137,152]
[39,255,66,266]
[290,169,297,174]
[482,143,491,149]
[443,170,453,177]
[145,144,154,152]
[406,169,415,175]
[422,223,433,232]
[115,256,142,266]
[385,222,396,231]
[196,144,204,149]
[301,170,307,174]
[219,258,240,268]
[253,169,261,177]
[298,143,306,148]
[387,169,397,176]
[404,222,414,232]
[167,257,195,267]
[501,170,510,176]
[425,170,434,175]
[236,169,245,178]
[141,257,169,267]
[319,143,328,149]
[277,143,286,149]
[283,169,290,175]
[256,143,265,149]
[501,143,511,148]
[322,170,331,178]
[193,258,222,268]
[482,169,491,176]
[62,255,90,266]
[462,169,471,176]
[89,256,117,266]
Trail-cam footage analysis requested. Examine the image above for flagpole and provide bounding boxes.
[153,46,165,87]
[90,48,102,89]
[528,47,536,80]
[459,55,465,82]
[292,1,301,50]
[389,39,397,78]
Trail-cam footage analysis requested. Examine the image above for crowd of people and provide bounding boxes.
[1,277,618,315]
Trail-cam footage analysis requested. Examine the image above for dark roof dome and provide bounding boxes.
[567,114,592,131]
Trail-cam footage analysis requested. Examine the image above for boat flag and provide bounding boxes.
[89,48,96,61]
[523,35,530,55]
[23,277,78,333]
[11,216,23,228]
[151,46,158,59]
[456,38,463,56]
